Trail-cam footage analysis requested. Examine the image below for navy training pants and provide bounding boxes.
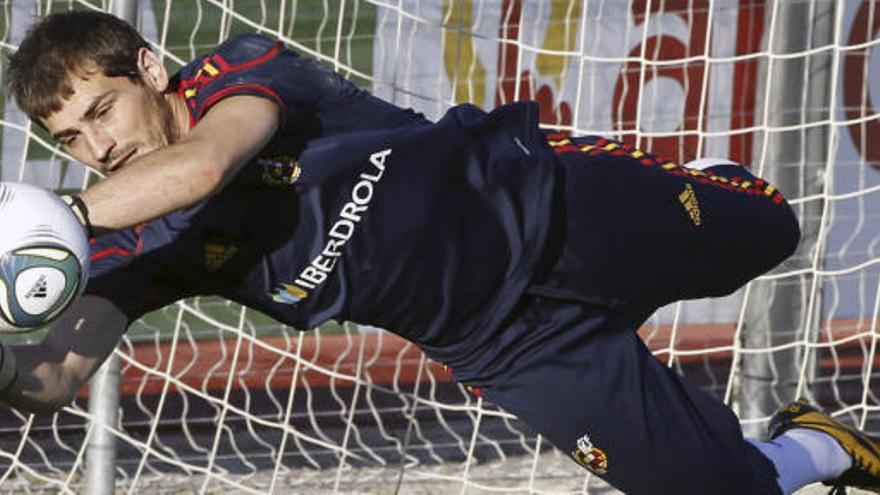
[474,135,800,494]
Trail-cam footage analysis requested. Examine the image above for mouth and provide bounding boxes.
[107,148,138,174]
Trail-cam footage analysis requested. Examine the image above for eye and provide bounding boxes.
[96,104,112,120]
[60,135,78,148]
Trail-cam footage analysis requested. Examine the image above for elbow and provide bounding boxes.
[186,155,232,202]
[184,137,238,198]
[165,138,231,204]
[198,159,227,193]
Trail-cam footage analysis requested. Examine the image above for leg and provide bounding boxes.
[532,136,801,308]
[477,296,781,494]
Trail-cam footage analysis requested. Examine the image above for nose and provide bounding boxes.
[82,127,115,169]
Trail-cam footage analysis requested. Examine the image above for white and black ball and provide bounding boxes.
[0,183,89,332]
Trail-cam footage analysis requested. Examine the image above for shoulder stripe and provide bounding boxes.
[179,42,285,126]
[202,62,220,77]
[134,222,148,256]
[91,247,133,261]
[179,42,282,91]
[212,42,281,73]
[177,56,212,90]
[196,84,284,121]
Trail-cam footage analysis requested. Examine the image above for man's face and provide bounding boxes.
[42,63,176,175]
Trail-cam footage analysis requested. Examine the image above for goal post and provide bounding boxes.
[0,1,878,494]
[738,0,836,436]
[84,6,137,495]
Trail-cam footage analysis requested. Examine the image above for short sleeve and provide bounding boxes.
[85,229,186,322]
[176,34,358,127]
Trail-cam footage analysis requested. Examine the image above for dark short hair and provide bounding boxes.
[7,10,149,123]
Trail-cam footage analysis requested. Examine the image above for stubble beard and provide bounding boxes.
[107,89,180,174]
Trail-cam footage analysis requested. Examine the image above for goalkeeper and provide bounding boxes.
[1,11,877,495]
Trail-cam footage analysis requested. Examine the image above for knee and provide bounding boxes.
[718,192,801,296]
[686,158,800,258]
[756,190,801,271]
[705,160,802,271]
[773,197,801,262]
[703,189,801,298]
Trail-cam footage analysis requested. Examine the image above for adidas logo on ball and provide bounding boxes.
[24,275,48,300]
[0,182,90,332]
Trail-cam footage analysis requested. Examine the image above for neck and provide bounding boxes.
[164,91,190,141]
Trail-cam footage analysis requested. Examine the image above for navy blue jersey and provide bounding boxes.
[86,34,557,351]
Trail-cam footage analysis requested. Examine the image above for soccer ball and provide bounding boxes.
[0,183,89,332]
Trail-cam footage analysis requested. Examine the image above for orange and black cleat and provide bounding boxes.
[769,399,880,494]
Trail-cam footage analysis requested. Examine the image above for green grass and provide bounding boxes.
[156,0,376,85]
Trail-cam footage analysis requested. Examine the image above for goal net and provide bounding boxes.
[0,0,876,493]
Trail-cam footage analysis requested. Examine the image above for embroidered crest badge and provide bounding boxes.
[258,155,301,186]
[572,433,609,475]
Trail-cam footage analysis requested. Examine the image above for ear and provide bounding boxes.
[136,48,170,92]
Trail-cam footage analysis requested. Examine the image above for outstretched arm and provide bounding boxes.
[0,295,129,415]
[80,94,280,235]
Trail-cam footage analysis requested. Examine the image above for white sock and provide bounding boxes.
[748,430,852,495]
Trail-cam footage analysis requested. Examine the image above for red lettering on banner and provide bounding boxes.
[844,1,880,171]
[612,0,709,165]
[490,0,764,167]
[729,1,765,167]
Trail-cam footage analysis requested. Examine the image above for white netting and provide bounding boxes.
[0,0,877,493]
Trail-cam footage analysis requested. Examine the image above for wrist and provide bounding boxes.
[61,194,94,238]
